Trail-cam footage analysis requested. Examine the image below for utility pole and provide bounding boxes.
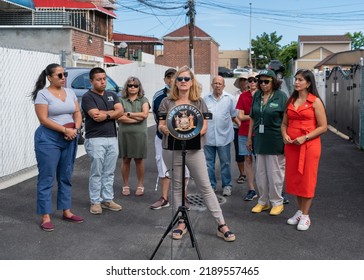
[249,2,252,67]
[187,0,195,70]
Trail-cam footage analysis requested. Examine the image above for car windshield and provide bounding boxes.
[71,72,118,92]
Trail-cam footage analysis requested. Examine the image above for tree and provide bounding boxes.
[251,31,282,69]
[347,32,364,49]
[278,41,298,76]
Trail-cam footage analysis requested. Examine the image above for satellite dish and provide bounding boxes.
[118,42,128,57]
[119,42,128,48]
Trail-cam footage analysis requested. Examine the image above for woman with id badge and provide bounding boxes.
[246,69,287,216]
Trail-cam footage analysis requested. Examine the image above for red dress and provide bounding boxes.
[285,94,321,198]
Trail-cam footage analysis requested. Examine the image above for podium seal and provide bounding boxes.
[166,104,204,140]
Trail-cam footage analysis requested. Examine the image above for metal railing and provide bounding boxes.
[0,10,101,35]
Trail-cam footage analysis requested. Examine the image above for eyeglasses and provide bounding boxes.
[127,84,139,88]
[248,78,257,83]
[176,76,191,82]
[258,79,272,85]
[54,72,68,79]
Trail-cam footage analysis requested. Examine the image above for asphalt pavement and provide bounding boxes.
[0,124,364,260]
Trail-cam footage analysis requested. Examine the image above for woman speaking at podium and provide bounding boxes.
[158,66,235,242]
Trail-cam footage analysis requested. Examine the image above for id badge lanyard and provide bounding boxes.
[259,92,274,133]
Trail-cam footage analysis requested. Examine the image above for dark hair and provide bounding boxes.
[257,75,282,91]
[89,67,106,80]
[122,76,145,98]
[285,69,324,111]
[31,63,60,101]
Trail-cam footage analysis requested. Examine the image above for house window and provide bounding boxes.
[231,58,238,69]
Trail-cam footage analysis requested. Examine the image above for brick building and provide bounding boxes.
[156,24,219,75]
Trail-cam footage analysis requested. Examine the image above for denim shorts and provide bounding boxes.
[238,135,253,156]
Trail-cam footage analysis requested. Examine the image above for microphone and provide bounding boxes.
[158,112,167,120]
[203,112,213,119]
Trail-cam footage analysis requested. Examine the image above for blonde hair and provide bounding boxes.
[169,66,201,101]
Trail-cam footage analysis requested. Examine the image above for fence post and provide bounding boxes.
[360,65,364,150]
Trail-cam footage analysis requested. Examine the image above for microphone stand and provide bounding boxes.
[150,140,201,260]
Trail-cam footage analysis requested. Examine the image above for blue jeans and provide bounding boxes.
[204,143,232,189]
[34,126,78,215]
[84,137,118,204]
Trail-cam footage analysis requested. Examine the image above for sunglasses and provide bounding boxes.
[176,76,191,82]
[258,79,272,85]
[54,72,68,79]
[248,78,257,83]
[127,84,139,88]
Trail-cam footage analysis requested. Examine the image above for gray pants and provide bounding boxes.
[163,148,225,225]
[255,154,285,206]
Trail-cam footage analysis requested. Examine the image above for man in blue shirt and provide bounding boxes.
[204,76,238,196]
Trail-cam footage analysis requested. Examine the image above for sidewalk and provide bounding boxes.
[0,125,363,260]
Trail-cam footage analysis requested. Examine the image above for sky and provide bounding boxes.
[113,0,364,50]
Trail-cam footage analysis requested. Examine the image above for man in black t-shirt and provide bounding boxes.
[81,67,123,215]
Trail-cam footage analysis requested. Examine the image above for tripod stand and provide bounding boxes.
[150,140,202,260]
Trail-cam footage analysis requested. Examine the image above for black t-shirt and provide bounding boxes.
[81,90,120,138]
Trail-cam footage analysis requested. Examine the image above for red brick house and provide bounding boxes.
[156,24,219,75]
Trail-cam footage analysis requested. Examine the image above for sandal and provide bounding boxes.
[122,186,130,196]
[172,219,187,240]
[135,186,144,196]
[217,224,236,242]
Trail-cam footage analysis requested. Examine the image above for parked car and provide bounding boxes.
[218,66,234,77]
[233,67,250,75]
[65,67,121,106]
[65,67,122,144]
[268,60,285,78]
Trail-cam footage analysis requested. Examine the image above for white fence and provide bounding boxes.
[105,62,213,102]
[0,46,60,180]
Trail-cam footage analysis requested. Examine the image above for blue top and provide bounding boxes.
[152,87,167,139]
[34,88,77,125]
[203,91,236,146]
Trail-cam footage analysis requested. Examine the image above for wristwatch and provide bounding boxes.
[76,128,82,134]
[127,112,131,117]
[305,135,310,141]
[106,114,111,120]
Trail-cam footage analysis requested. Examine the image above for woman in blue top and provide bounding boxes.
[32,63,83,232]
[247,69,287,216]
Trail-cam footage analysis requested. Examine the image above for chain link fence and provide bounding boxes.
[0,46,60,181]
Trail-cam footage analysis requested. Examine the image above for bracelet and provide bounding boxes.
[305,135,309,141]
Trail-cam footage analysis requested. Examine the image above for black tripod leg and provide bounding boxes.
[181,207,202,260]
[150,209,181,260]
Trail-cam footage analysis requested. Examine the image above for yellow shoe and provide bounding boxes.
[251,203,270,213]
[269,205,284,216]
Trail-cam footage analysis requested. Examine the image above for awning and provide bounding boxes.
[0,0,34,10]
[104,55,132,65]
[33,0,117,18]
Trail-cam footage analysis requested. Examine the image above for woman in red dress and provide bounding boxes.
[281,69,327,231]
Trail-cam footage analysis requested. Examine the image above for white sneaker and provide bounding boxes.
[287,210,302,225]
[297,214,311,231]
[222,186,232,197]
